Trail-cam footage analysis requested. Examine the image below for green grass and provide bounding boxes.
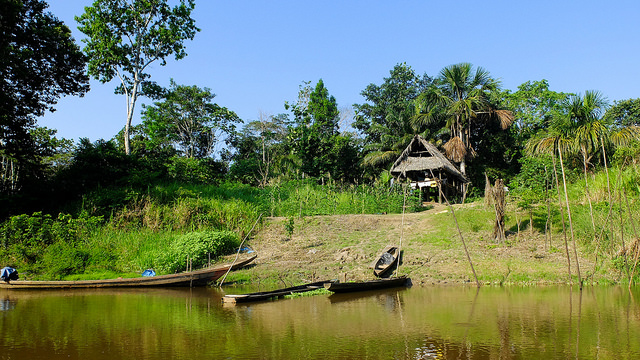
[284,288,331,298]
[5,165,640,283]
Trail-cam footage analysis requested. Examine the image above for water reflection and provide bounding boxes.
[0,297,16,311]
[0,286,639,359]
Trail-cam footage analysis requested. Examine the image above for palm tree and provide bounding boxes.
[527,91,640,288]
[567,91,640,276]
[413,63,513,175]
[568,91,609,167]
[565,91,609,253]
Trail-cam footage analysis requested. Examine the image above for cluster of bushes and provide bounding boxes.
[0,211,241,279]
[0,178,419,279]
[0,212,103,277]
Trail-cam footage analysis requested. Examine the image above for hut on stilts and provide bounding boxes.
[391,135,469,203]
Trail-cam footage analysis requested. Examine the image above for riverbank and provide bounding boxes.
[227,202,622,287]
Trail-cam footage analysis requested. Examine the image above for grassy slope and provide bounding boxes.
[226,201,627,287]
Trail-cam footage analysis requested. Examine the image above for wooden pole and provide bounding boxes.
[218,213,263,286]
[552,153,572,281]
[559,147,582,289]
[432,170,480,288]
[625,188,640,289]
[394,183,408,277]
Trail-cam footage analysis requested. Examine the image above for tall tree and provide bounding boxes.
[353,63,432,171]
[1,0,89,194]
[567,91,610,169]
[308,79,339,138]
[227,113,292,186]
[141,80,240,159]
[285,80,360,181]
[604,98,640,127]
[499,80,570,144]
[76,0,198,155]
[285,80,337,177]
[413,63,513,175]
[604,98,640,161]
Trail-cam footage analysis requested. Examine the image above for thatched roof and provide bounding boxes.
[390,135,468,183]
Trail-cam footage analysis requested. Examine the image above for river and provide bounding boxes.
[1,285,639,359]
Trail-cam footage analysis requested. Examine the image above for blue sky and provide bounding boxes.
[41,1,640,142]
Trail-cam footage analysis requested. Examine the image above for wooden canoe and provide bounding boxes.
[222,279,336,304]
[372,245,399,278]
[324,276,410,293]
[0,254,256,289]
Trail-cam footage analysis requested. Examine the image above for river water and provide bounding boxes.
[1,285,639,359]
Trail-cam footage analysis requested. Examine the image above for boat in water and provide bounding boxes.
[324,276,410,293]
[0,254,256,289]
[372,245,400,277]
[222,279,336,304]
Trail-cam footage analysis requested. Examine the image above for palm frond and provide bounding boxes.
[494,109,514,129]
[611,125,640,147]
[443,136,467,162]
[363,150,400,167]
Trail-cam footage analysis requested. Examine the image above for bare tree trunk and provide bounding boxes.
[618,183,629,278]
[545,165,551,251]
[433,171,480,288]
[552,153,571,280]
[592,144,618,279]
[516,211,521,244]
[582,152,598,245]
[121,75,140,156]
[484,173,492,207]
[624,188,640,289]
[492,179,506,243]
[559,148,582,288]
[529,209,534,236]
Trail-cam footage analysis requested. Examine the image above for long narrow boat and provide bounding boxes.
[324,276,410,294]
[0,254,256,289]
[372,245,400,277]
[222,279,336,304]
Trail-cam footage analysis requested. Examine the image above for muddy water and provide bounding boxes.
[1,285,639,359]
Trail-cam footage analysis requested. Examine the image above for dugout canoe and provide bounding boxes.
[372,245,400,278]
[0,254,256,289]
[324,276,410,294]
[222,279,336,304]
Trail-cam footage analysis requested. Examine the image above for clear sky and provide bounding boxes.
[41,0,640,142]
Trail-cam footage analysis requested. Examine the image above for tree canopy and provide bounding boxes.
[413,63,513,176]
[604,98,640,127]
[353,63,433,173]
[76,0,199,155]
[141,80,241,159]
[285,80,360,181]
[1,0,89,194]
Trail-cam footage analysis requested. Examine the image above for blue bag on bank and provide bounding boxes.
[1,267,19,281]
[141,269,156,277]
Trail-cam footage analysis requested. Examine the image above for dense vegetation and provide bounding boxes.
[2,0,640,282]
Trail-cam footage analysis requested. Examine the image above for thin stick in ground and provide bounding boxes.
[218,213,263,286]
[432,171,480,288]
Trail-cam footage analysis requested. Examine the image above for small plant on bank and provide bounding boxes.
[284,288,331,298]
[284,216,295,239]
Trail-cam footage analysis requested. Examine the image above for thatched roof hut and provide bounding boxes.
[391,135,468,201]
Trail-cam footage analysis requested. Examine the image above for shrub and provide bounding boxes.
[158,231,239,273]
[166,157,227,184]
[41,241,89,279]
[0,212,102,266]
